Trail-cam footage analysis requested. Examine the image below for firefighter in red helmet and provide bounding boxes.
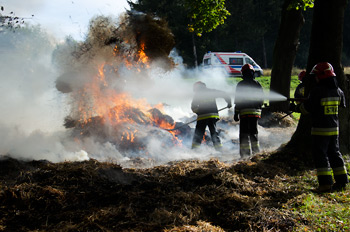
[289,70,307,112]
[297,62,348,192]
[234,64,264,158]
[191,81,232,150]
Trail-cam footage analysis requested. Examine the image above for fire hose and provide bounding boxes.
[276,98,307,120]
[286,98,307,102]
[165,106,229,131]
[277,111,293,120]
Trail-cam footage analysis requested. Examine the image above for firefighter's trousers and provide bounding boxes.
[312,135,349,186]
[239,117,260,157]
[192,118,222,150]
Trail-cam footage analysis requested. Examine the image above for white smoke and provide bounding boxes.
[0,14,292,166]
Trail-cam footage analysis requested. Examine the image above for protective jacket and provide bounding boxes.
[300,77,345,136]
[191,87,231,150]
[191,88,231,121]
[234,78,264,118]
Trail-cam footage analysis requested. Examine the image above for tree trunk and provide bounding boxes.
[269,0,304,112]
[288,0,349,156]
[191,32,198,68]
[262,35,268,69]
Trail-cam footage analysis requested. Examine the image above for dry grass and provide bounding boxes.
[0,154,307,232]
[263,67,303,77]
[0,148,348,231]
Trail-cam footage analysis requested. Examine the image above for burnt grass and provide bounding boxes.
[0,149,311,232]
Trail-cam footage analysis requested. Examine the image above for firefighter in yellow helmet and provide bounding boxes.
[234,64,264,158]
[191,81,232,150]
[297,62,348,192]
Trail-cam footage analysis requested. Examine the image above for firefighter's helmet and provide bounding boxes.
[298,70,306,81]
[193,81,206,92]
[310,62,336,80]
[241,64,255,74]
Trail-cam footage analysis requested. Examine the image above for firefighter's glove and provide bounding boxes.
[234,114,239,122]
[227,102,232,109]
[289,102,296,112]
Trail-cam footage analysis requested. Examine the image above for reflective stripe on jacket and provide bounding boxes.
[197,113,220,121]
[311,127,339,136]
[237,108,262,118]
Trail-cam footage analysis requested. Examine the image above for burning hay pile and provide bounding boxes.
[0,153,307,231]
[52,12,194,162]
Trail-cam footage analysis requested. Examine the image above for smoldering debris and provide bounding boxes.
[63,106,188,153]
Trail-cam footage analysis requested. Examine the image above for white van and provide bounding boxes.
[202,51,264,77]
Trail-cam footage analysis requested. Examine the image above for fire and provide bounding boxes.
[74,60,182,147]
[138,43,149,66]
[57,13,180,154]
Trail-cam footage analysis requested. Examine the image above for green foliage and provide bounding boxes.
[288,0,314,11]
[128,0,285,67]
[184,0,230,37]
[256,76,271,90]
[226,73,299,93]
[128,0,350,68]
[291,192,350,231]
[290,75,300,91]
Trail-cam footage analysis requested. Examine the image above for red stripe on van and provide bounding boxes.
[216,54,241,74]
[215,54,227,65]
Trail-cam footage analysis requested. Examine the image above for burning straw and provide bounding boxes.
[52,11,185,161]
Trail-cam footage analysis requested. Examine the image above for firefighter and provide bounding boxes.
[191,81,232,150]
[297,62,348,192]
[289,70,307,111]
[234,64,264,158]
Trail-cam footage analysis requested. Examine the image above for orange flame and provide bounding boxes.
[138,43,149,66]
[76,61,181,147]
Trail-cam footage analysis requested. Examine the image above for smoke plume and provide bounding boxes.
[0,11,292,167]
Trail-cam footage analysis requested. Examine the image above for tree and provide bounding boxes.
[128,0,229,67]
[268,0,307,112]
[185,0,230,67]
[185,0,230,37]
[199,0,283,68]
[128,0,287,68]
[288,0,349,157]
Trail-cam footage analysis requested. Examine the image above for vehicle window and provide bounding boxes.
[229,58,243,65]
[203,58,211,65]
[245,58,255,65]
